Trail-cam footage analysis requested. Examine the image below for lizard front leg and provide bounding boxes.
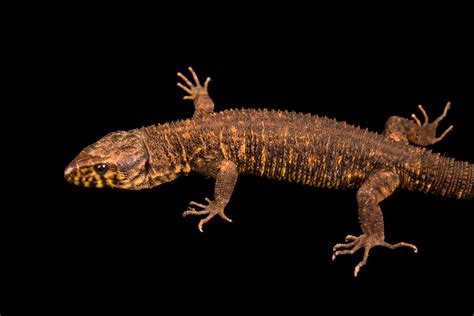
[177,67,215,117]
[383,102,453,146]
[333,168,418,276]
[183,160,239,232]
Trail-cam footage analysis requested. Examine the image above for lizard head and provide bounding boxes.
[64,131,150,190]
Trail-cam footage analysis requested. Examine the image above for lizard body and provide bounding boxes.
[65,68,473,276]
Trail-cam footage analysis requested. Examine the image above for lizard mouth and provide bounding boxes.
[64,163,78,184]
[64,161,106,188]
[64,171,104,188]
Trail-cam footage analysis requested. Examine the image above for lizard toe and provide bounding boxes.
[332,234,418,276]
[183,198,233,232]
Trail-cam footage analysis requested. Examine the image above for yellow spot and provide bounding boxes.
[238,143,246,161]
[175,165,182,173]
[296,172,302,183]
[305,157,313,185]
[151,179,162,186]
[288,149,293,164]
[259,147,267,176]
[181,148,188,164]
[325,175,331,188]
[96,180,104,188]
[184,164,191,173]
[220,142,229,159]
[281,166,286,178]
[270,158,277,179]
[248,156,256,173]
[104,170,114,178]
[424,183,432,192]
[84,182,91,188]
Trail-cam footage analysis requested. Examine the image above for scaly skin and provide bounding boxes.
[65,67,473,276]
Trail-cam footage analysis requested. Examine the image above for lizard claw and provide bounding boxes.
[177,67,211,101]
[333,234,417,277]
[183,198,232,232]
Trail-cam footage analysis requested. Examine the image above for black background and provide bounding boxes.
[3,10,473,315]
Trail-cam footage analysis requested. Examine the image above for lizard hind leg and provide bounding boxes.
[383,102,454,146]
[332,168,418,277]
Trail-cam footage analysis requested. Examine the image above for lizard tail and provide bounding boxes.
[404,155,473,200]
[417,155,474,200]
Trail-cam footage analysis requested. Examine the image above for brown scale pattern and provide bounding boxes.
[141,109,472,199]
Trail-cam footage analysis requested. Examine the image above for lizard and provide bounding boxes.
[64,67,473,276]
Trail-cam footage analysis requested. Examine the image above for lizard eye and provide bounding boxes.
[94,163,108,174]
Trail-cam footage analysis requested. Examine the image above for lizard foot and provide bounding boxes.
[177,67,211,101]
[410,102,454,145]
[182,198,232,232]
[332,234,418,277]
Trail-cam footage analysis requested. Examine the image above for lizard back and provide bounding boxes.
[139,108,472,199]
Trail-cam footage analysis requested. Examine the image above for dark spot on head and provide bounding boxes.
[81,168,92,176]
[112,174,120,185]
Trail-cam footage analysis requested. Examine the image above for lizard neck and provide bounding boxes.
[133,123,193,188]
